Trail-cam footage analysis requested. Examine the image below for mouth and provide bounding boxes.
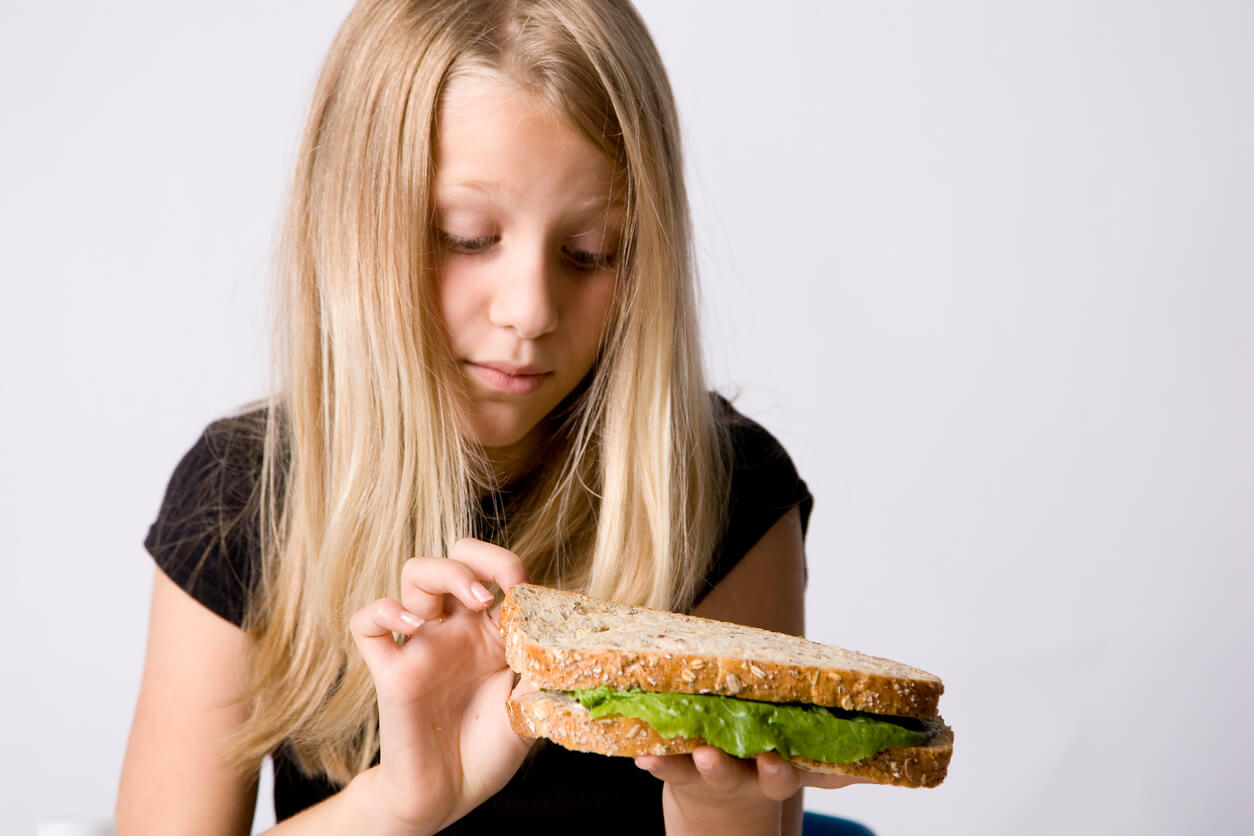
[466,361,552,395]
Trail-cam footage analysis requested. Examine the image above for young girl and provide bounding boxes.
[117,0,854,832]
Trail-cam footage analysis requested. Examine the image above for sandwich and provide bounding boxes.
[499,584,953,788]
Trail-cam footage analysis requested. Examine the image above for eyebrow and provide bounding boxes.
[436,179,627,212]
[438,179,497,196]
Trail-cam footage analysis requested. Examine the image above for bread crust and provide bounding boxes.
[500,584,943,720]
[508,691,952,789]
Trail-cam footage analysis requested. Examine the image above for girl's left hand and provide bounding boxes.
[637,747,867,835]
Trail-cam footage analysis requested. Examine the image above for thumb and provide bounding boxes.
[502,677,538,748]
[510,677,539,700]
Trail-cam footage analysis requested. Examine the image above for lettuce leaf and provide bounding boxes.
[571,686,931,763]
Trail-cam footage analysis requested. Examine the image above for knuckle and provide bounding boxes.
[449,538,485,563]
[399,558,418,582]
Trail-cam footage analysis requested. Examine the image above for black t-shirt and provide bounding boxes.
[144,396,812,833]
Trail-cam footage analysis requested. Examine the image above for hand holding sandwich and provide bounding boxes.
[346,538,533,835]
[638,747,867,835]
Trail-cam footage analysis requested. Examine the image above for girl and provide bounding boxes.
[117,0,855,833]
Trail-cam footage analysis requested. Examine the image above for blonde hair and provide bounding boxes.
[231,0,728,784]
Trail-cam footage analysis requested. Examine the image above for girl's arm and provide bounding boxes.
[116,570,259,834]
[691,504,806,634]
[118,541,534,836]
[644,504,859,836]
[116,572,436,835]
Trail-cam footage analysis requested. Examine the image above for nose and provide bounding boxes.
[487,246,559,339]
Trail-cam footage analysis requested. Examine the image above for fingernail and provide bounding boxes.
[635,756,656,770]
[399,612,422,628]
[471,582,495,604]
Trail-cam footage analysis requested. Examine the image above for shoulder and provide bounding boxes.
[698,394,813,604]
[711,394,812,528]
[148,409,268,532]
[195,408,269,480]
[714,395,802,474]
[143,407,271,627]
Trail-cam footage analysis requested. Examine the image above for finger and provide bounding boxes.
[755,752,803,801]
[400,556,497,620]
[507,679,539,744]
[349,597,422,672]
[689,746,755,794]
[511,677,539,700]
[635,753,702,787]
[447,538,530,591]
[800,772,873,790]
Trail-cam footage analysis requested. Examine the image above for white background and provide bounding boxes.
[3,2,1252,834]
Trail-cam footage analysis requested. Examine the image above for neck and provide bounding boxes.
[481,424,545,488]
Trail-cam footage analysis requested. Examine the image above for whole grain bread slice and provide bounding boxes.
[499,584,944,719]
[508,691,952,788]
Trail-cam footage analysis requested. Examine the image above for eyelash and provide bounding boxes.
[437,231,616,272]
[438,231,497,254]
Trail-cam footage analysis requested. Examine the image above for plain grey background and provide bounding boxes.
[3,1,1252,833]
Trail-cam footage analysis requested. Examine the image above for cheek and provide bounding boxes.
[574,279,618,359]
[435,265,479,347]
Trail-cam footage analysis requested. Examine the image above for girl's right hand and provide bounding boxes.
[348,538,534,834]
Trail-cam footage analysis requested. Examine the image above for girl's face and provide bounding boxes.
[434,77,622,466]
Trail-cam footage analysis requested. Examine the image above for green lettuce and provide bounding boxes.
[572,686,930,763]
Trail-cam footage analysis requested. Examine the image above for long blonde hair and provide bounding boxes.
[231,0,728,783]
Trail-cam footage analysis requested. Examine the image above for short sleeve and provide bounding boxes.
[143,413,266,627]
[694,397,814,606]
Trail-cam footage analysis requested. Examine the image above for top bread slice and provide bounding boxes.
[499,584,943,719]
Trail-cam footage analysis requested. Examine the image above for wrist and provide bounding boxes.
[661,784,781,836]
[265,766,437,836]
[342,766,439,836]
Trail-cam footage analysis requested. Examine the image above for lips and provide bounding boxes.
[476,361,548,376]
[466,361,552,395]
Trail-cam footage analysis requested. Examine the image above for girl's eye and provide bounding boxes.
[438,230,614,271]
[564,246,616,272]
[438,231,497,253]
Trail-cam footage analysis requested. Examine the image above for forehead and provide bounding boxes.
[434,76,625,212]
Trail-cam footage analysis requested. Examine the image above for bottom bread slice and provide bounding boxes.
[508,691,952,788]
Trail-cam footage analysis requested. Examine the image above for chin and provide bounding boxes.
[465,409,544,452]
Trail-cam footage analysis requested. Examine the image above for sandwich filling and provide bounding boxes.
[571,686,931,764]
